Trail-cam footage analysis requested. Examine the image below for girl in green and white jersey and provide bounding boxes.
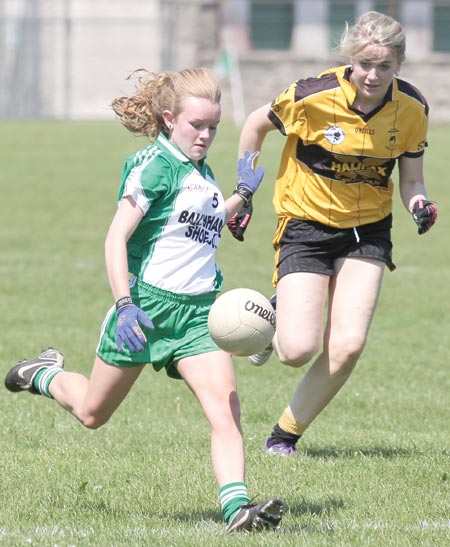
[5,68,283,533]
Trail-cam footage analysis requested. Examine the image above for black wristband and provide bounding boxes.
[115,296,133,312]
[233,187,253,205]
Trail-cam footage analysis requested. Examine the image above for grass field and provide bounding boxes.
[0,120,449,546]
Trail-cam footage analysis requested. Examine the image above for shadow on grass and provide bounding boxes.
[287,496,345,518]
[304,445,411,459]
[77,499,347,533]
[76,500,224,528]
[170,499,346,528]
[172,509,222,525]
[175,499,347,533]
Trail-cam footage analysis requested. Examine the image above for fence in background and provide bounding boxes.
[2,0,450,121]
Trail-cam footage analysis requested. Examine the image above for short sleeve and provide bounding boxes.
[268,82,301,136]
[119,154,171,214]
[403,110,428,158]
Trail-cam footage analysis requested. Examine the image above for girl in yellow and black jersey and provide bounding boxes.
[237,11,438,457]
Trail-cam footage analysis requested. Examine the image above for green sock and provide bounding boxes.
[219,482,250,524]
[33,367,62,399]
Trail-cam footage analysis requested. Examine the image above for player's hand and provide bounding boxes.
[233,151,265,204]
[115,300,154,353]
[227,199,253,242]
[411,199,437,235]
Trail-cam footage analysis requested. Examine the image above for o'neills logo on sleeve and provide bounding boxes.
[324,125,345,145]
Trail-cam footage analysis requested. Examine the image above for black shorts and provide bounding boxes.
[276,214,396,279]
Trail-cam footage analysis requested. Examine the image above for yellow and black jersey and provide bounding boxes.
[268,65,429,229]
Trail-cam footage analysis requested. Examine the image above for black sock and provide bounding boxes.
[267,423,301,448]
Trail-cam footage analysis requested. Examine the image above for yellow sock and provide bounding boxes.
[278,408,307,436]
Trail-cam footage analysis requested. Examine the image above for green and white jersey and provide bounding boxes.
[118,133,225,295]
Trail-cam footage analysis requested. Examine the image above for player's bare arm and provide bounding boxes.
[105,196,144,300]
[238,102,275,158]
[398,155,428,212]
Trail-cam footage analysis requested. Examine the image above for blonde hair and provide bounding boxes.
[339,11,406,64]
[111,67,221,140]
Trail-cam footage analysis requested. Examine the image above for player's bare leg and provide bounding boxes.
[273,271,330,366]
[266,258,384,454]
[288,257,384,424]
[49,356,145,428]
[178,351,284,531]
[177,350,244,485]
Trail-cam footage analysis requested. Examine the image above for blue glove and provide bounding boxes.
[115,299,154,353]
[234,151,265,204]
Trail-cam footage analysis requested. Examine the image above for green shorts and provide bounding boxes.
[97,279,220,379]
